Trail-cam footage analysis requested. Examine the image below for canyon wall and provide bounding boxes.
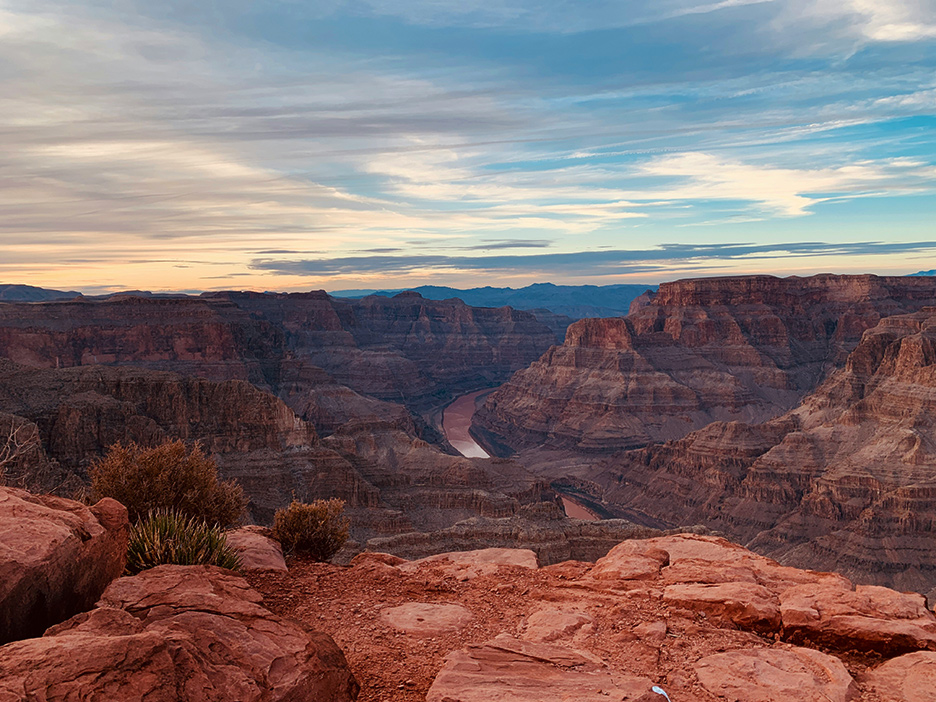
[475,274,936,452]
[589,308,936,595]
[0,290,556,424]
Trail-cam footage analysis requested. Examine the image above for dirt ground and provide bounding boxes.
[246,556,888,702]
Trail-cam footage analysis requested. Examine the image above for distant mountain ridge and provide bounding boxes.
[329,282,657,319]
[0,284,80,302]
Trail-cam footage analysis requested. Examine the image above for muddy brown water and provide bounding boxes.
[441,390,491,458]
[442,390,599,521]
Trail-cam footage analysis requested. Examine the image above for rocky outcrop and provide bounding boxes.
[475,274,936,452]
[0,486,128,644]
[320,421,549,539]
[862,651,936,701]
[250,533,936,701]
[591,308,936,594]
[226,526,287,572]
[0,565,359,701]
[693,647,857,702]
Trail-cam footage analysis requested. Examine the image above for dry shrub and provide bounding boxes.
[273,498,349,562]
[90,439,245,527]
[126,509,241,575]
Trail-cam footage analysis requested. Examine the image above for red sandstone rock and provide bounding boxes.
[694,646,858,702]
[589,539,670,581]
[780,582,936,653]
[521,608,593,642]
[398,547,538,580]
[0,290,555,413]
[663,581,781,632]
[226,525,287,572]
[426,634,659,702]
[861,651,936,701]
[0,565,359,702]
[590,308,936,595]
[0,486,128,644]
[380,602,473,637]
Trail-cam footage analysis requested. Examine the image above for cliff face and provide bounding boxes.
[475,274,936,452]
[0,291,555,420]
[0,359,545,537]
[591,308,936,595]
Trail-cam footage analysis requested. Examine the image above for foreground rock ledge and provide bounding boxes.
[0,486,128,644]
[0,565,359,702]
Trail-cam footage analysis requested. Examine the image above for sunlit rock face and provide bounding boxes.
[475,274,936,453]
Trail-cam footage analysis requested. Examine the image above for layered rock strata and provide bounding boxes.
[0,361,546,535]
[0,290,555,417]
[475,274,936,452]
[591,308,936,594]
[365,501,713,565]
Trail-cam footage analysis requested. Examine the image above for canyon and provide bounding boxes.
[0,291,557,541]
[475,274,936,452]
[5,274,936,599]
[472,274,936,596]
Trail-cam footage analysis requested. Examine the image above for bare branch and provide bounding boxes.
[0,418,41,477]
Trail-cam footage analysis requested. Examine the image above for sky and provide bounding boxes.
[1,0,935,293]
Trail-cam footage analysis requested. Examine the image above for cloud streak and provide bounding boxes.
[250,240,936,277]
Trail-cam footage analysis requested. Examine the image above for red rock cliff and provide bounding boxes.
[474,274,936,452]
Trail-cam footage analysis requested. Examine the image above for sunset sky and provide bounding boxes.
[2,0,935,293]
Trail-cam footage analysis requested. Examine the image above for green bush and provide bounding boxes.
[126,509,241,575]
[272,498,349,561]
[90,440,245,527]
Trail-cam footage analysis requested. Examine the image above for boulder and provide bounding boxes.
[225,525,287,572]
[780,583,936,653]
[380,602,473,637]
[0,565,359,702]
[589,539,670,582]
[861,651,936,702]
[694,646,858,702]
[398,547,538,581]
[662,582,781,632]
[0,486,128,644]
[426,634,659,702]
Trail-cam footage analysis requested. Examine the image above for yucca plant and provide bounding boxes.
[126,509,241,575]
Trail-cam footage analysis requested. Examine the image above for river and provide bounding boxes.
[441,389,491,458]
[441,390,599,521]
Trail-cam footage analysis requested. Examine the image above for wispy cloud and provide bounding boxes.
[0,0,933,291]
[250,240,936,277]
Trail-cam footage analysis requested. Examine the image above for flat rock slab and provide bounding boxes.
[0,487,128,644]
[781,583,936,653]
[522,608,593,643]
[399,548,538,581]
[862,652,936,702]
[426,634,660,702]
[663,581,781,632]
[0,565,359,702]
[694,646,858,702]
[226,526,287,572]
[381,602,473,637]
